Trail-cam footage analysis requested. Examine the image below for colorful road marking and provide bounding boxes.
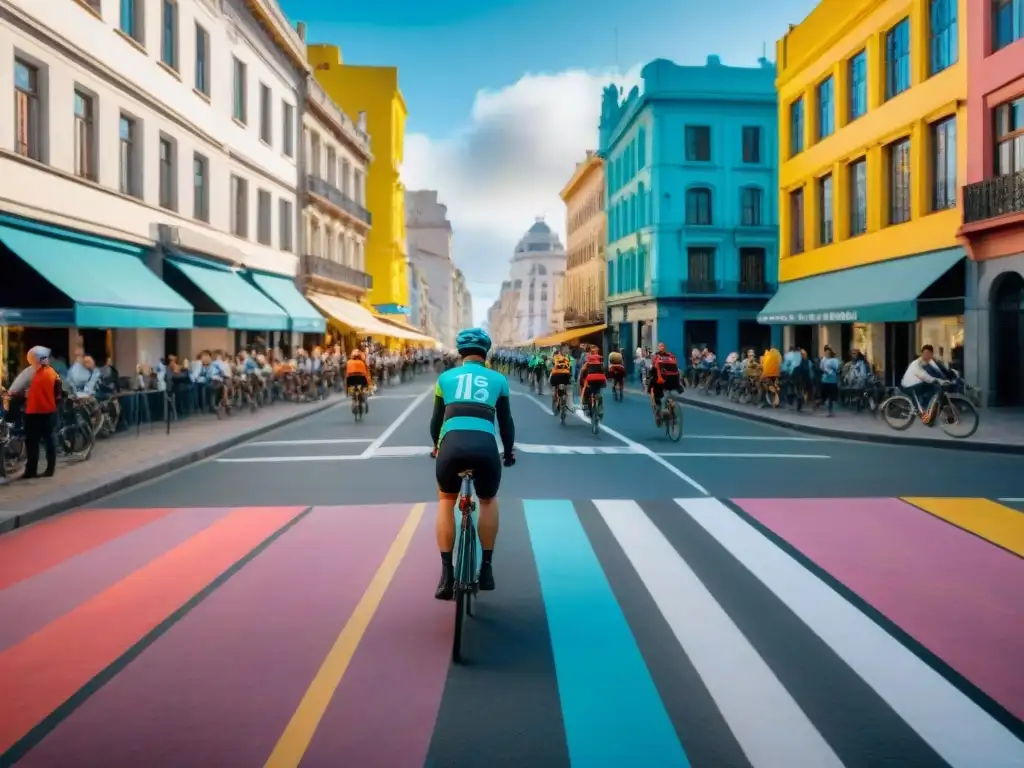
[903,497,1024,558]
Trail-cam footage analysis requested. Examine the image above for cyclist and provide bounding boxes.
[344,349,372,411]
[549,348,573,410]
[578,345,607,416]
[430,328,516,600]
[607,347,626,395]
[648,342,682,425]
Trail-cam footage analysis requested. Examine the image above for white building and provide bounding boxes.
[487,280,519,346]
[452,268,472,331]
[549,270,566,335]
[0,0,309,369]
[405,189,457,347]
[506,218,567,343]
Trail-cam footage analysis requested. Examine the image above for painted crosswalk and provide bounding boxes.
[0,497,1021,766]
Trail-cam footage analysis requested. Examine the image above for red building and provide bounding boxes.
[960,0,1024,406]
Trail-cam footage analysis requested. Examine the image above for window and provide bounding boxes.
[790,97,804,156]
[193,153,209,222]
[818,174,834,245]
[282,100,294,157]
[74,89,95,179]
[159,135,176,210]
[637,126,647,167]
[231,175,248,237]
[257,190,271,244]
[849,158,868,236]
[686,248,715,285]
[232,57,247,123]
[161,0,177,70]
[849,50,867,121]
[993,0,1024,51]
[994,96,1024,175]
[742,126,761,163]
[888,137,911,224]
[279,199,293,251]
[119,114,138,197]
[685,126,711,161]
[685,187,712,225]
[886,19,911,100]
[259,83,272,144]
[326,147,337,185]
[14,59,41,161]
[194,24,209,95]
[931,117,957,211]
[817,77,834,140]
[929,0,958,74]
[120,0,143,43]
[739,248,766,292]
[789,188,805,254]
[353,170,364,204]
[740,187,762,226]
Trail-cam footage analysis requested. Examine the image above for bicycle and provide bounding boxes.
[584,388,603,434]
[761,377,781,408]
[553,383,570,425]
[658,395,683,442]
[879,381,980,439]
[350,385,367,422]
[610,371,625,401]
[57,397,95,460]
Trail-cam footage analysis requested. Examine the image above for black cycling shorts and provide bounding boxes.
[436,430,502,499]
[550,371,571,387]
[346,375,369,390]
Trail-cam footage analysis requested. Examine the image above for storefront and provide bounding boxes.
[968,253,1024,406]
[758,248,966,385]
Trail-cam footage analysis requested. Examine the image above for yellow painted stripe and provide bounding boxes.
[902,498,1024,558]
[264,503,426,768]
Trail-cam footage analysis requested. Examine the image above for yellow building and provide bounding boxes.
[559,151,606,330]
[307,44,409,315]
[762,0,969,378]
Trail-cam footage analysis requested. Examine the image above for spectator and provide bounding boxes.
[7,346,61,479]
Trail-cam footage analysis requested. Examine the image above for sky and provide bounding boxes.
[279,0,821,324]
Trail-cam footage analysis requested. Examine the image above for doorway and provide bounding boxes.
[992,272,1024,406]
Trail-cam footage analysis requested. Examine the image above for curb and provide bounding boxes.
[0,398,342,536]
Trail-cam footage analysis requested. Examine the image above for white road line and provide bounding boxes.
[676,497,1024,768]
[658,452,830,459]
[250,438,373,446]
[680,435,825,441]
[998,498,1024,502]
[361,386,433,459]
[595,500,843,768]
[217,455,363,463]
[366,393,424,399]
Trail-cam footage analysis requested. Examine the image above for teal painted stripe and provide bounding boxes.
[524,499,690,768]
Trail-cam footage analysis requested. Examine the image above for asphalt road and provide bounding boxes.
[1,371,1022,767]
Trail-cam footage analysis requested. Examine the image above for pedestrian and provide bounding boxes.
[7,346,61,479]
[819,345,840,417]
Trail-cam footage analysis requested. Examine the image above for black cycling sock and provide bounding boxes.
[482,549,493,564]
[440,551,453,565]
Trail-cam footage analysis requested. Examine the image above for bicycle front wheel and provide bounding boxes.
[666,403,682,442]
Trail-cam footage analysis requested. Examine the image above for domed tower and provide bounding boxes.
[508,217,566,342]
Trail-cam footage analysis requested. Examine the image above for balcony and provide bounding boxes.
[301,253,373,291]
[680,279,718,294]
[679,279,777,296]
[307,175,372,226]
[738,277,771,294]
[307,78,371,157]
[963,172,1024,224]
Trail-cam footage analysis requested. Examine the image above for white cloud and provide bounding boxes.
[403,65,641,324]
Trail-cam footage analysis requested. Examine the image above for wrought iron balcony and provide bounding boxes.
[679,279,777,296]
[963,171,1024,224]
[301,253,373,290]
[680,279,719,294]
[306,175,372,225]
[738,277,770,294]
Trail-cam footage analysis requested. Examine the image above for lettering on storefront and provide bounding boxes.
[758,310,859,324]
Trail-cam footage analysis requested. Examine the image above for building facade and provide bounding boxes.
[405,190,457,346]
[487,280,520,346]
[548,269,566,334]
[407,260,433,336]
[600,57,780,358]
[958,1,1024,405]
[559,151,606,330]
[1,0,311,373]
[505,219,567,343]
[452,268,473,333]
[761,0,968,385]
[307,44,409,317]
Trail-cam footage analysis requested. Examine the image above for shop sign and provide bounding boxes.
[758,310,859,324]
[0,310,25,322]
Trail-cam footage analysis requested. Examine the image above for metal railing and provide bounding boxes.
[963,171,1024,224]
[679,279,777,295]
[301,253,373,290]
[306,175,372,225]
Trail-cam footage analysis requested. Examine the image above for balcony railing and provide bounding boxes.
[680,279,718,294]
[738,277,770,294]
[306,175,372,225]
[301,253,373,290]
[307,78,371,154]
[680,279,777,295]
[963,172,1024,224]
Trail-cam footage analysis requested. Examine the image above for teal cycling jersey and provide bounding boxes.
[432,361,513,443]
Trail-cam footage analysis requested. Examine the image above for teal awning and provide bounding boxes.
[248,271,325,333]
[757,248,965,325]
[0,220,193,328]
[166,252,289,330]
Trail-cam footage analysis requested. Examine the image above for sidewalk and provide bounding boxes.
[0,398,340,533]
[620,381,1024,454]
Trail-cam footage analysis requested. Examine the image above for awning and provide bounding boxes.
[0,220,193,328]
[757,248,965,325]
[373,314,436,345]
[165,252,289,330]
[534,323,607,347]
[247,271,326,333]
[307,291,422,340]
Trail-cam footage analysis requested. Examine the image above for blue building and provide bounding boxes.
[599,56,782,359]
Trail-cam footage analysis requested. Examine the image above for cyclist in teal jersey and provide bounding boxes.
[429,328,516,600]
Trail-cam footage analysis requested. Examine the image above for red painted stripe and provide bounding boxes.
[17,505,411,768]
[0,508,175,591]
[300,505,452,767]
[737,497,1024,720]
[0,506,305,755]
